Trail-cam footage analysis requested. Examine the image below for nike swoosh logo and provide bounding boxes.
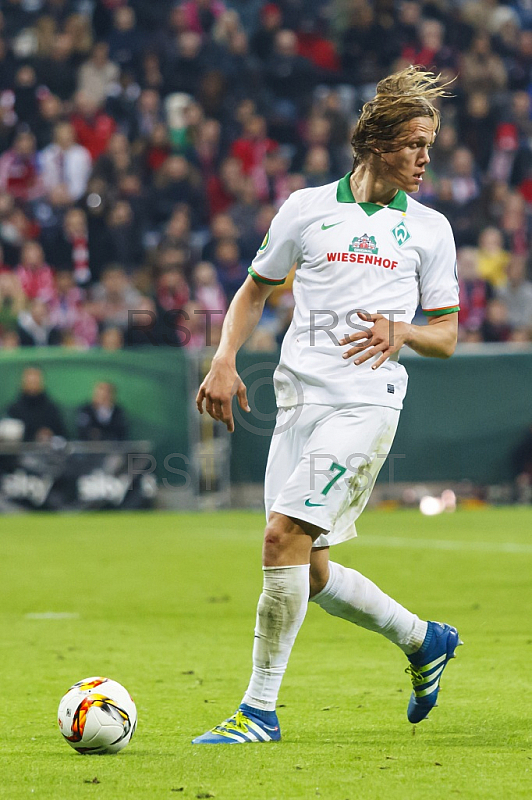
[305,499,325,507]
[321,221,343,230]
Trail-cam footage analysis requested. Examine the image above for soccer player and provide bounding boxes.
[194,67,462,744]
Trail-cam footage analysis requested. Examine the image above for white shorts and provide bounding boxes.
[265,403,400,548]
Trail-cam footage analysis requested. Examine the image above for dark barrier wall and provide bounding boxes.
[0,347,530,487]
[232,347,532,485]
[0,348,188,479]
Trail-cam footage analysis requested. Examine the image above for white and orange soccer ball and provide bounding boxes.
[58,677,137,754]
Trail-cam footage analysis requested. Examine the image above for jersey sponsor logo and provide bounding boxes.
[259,229,270,252]
[321,221,343,230]
[326,252,398,269]
[304,499,325,507]
[391,220,411,246]
[349,233,378,254]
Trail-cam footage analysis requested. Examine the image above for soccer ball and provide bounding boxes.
[58,677,137,754]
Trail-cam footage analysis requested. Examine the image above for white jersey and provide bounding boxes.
[249,173,459,410]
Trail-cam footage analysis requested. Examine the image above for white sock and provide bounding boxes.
[242,564,310,712]
[311,561,427,654]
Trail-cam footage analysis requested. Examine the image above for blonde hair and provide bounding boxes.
[351,66,452,166]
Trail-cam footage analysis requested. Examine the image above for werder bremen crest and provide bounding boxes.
[349,233,378,254]
[391,220,411,246]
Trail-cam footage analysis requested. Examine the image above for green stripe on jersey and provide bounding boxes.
[423,306,460,317]
[248,266,285,285]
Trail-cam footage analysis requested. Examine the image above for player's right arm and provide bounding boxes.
[196,276,275,432]
[197,190,303,432]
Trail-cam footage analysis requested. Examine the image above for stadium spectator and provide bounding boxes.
[449,147,481,206]
[77,41,119,107]
[159,206,192,253]
[0,193,36,266]
[156,258,190,314]
[303,145,333,188]
[460,32,508,95]
[106,6,144,72]
[151,155,205,227]
[105,200,144,274]
[70,90,116,161]
[33,92,64,150]
[192,261,227,317]
[507,29,532,91]
[499,191,531,255]
[17,298,62,346]
[76,381,128,441]
[206,156,244,218]
[402,19,455,72]
[457,246,494,337]
[131,89,164,141]
[39,121,92,202]
[477,227,510,287]
[16,241,55,303]
[0,265,25,337]
[36,32,77,101]
[212,237,246,299]
[341,2,390,88]
[65,13,94,62]
[92,132,135,187]
[44,207,91,285]
[99,325,124,351]
[229,176,261,236]
[169,31,206,96]
[497,255,532,331]
[296,16,340,73]
[239,202,276,262]
[265,29,319,131]
[480,298,512,343]
[230,115,278,176]
[0,130,43,202]
[181,0,227,36]
[255,149,291,206]
[13,64,40,130]
[251,3,282,63]
[192,117,222,180]
[89,266,142,331]
[49,270,98,348]
[458,93,496,172]
[202,212,238,262]
[6,366,66,442]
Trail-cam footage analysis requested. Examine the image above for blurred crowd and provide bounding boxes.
[1,0,532,351]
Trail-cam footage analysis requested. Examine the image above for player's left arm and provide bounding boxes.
[340,215,459,369]
[402,312,458,358]
[339,311,457,369]
[342,215,459,368]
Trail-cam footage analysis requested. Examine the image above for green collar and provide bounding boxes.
[336,172,408,216]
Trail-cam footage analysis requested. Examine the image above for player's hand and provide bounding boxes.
[196,357,250,433]
[339,312,410,370]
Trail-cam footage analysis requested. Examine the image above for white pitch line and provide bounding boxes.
[25,612,79,620]
[357,536,532,555]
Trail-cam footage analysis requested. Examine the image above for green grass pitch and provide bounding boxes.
[1,508,531,799]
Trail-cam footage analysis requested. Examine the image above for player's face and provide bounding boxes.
[378,117,435,193]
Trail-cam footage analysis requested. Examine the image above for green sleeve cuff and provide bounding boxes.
[248,267,285,285]
[422,306,460,317]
